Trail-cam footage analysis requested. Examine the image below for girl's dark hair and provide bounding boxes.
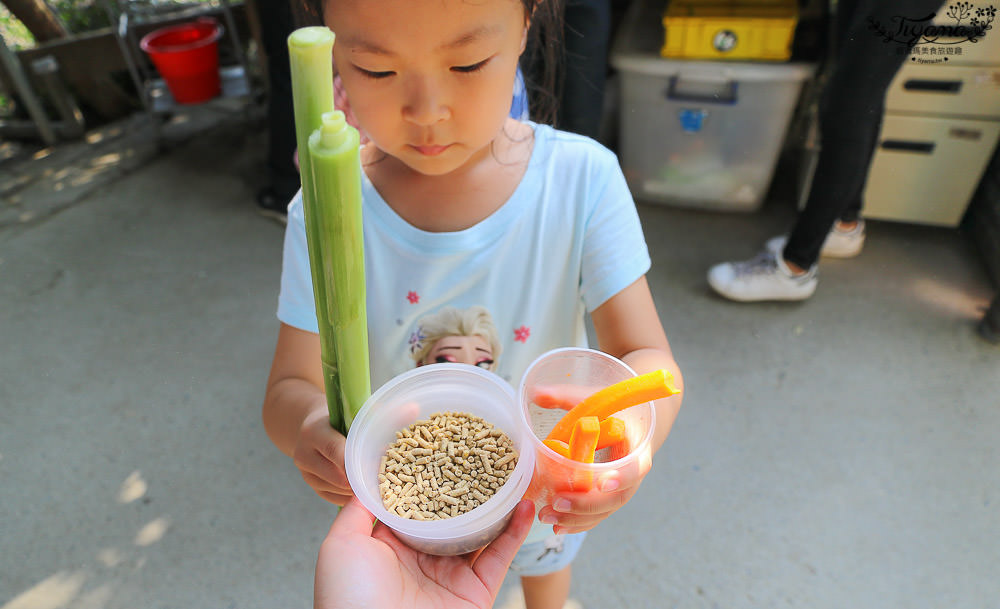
[293,0,324,27]
[293,0,565,126]
[520,0,564,126]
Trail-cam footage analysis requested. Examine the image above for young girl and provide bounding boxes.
[262,0,684,607]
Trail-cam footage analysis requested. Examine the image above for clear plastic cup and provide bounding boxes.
[518,347,657,506]
[345,363,535,556]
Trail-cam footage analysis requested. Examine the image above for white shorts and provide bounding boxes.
[508,531,587,577]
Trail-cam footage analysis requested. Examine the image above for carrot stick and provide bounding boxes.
[543,439,571,459]
[546,368,679,443]
[566,416,600,491]
[568,416,600,464]
[596,416,626,450]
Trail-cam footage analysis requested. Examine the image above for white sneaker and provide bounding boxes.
[766,220,866,259]
[708,250,818,302]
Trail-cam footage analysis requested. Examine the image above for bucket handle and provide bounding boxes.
[196,16,224,39]
[665,76,738,105]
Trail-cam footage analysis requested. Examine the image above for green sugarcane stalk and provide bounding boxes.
[307,112,370,433]
[288,27,371,434]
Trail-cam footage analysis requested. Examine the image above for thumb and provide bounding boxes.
[329,497,376,538]
[471,500,535,596]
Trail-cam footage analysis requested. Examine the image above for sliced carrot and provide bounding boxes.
[532,385,598,410]
[533,390,565,409]
[596,416,626,450]
[568,416,601,464]
[543,438,571,459]
[546,368,679,443]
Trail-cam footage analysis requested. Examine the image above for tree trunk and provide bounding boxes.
[2,0,69,43]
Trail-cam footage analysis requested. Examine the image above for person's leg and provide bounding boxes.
[257,0,299,207]
[556,0,611,139]
[979,293,1000,344]
[706,0,947,301]
[782,0,945,269]
[521,566,572,609]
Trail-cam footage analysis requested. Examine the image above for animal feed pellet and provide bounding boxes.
[379,411,518,520]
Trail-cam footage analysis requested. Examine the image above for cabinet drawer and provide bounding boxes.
[863,113,1000,226]
[885,63,1000,119]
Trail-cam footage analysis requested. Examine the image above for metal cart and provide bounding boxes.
[100,0,257,141]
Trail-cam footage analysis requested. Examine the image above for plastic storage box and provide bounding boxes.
[661,0,799,61]
[611,0,813,211]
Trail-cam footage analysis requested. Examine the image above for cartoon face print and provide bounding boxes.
[410,305,502,372]
[421,334,495,369]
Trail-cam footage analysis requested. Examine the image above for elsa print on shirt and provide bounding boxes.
[409,305,502,372]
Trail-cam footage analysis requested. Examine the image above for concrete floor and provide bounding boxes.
[2,108,998,609]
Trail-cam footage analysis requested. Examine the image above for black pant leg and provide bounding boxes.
[257,0,299,199]
[782,0,945,269]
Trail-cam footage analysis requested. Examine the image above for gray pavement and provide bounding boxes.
[2,109,998,609]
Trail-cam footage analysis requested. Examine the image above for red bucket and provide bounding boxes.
[140,18,223,104]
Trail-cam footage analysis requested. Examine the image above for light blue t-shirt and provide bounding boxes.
[278,123,651,389]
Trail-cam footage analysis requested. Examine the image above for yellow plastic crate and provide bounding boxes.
[662,0,799,61]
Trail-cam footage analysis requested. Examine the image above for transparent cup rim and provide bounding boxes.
[346,364,536,542]
[518,347,657,471]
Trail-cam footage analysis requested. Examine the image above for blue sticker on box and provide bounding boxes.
[678,109,708,133]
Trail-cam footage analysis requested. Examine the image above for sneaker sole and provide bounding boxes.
[819,240,864,258]
[766,235,864,259]
[707,274,817,302]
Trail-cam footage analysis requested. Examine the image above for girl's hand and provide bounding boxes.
[293,408,353,505]
[537,441,655,536]
[314,497,535,609]
[530,383,654,534]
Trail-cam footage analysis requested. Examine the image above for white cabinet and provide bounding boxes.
[864,113,1000,226]
[863,7,1000,227]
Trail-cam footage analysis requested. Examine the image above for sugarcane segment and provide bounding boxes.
[308,111,370,433]
[288,26,371,434]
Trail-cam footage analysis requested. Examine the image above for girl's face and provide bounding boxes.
[327,0,528,176]
[420,335,496,369]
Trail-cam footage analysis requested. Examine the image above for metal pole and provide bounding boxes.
[31,55,85,139]
[219,0,251,96]
[0,33,57,145]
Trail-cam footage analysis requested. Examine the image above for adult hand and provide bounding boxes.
[314,497,535,609]
[293,408,353,505]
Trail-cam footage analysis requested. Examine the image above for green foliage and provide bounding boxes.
[1,4,35,49]
[0,0,220,49]
[52,0,111,34]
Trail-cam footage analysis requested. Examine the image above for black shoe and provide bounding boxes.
[256,186,290,225]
